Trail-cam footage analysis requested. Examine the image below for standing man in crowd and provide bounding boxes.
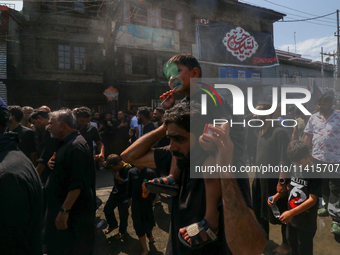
[153,107,165,128]
[21,106,34,129]
[128,110,139,138]
[113,110,130,155]
[137,107,155,136]
[45,109,95,254]
[0,98,43,255]
[30,109,59,185]
[252,102,291,255]
[304,94,340,234]
[7,105,37,164]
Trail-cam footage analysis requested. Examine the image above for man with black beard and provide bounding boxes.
[252,102,291,255]
[137,107,154,136]
[121,102,265,255]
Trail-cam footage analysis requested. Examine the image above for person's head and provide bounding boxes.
[317,93,333,114]
[129,128,136,138]
[163,102,200,169]
[117,111,125,121]
[295,108,305,118]
[30,109,50,131]
[47,109,77,139]
[105,154,124,171]
[137,107,151,124]
[92,111,100,121]
[39,105,51,113]
[287,140,312,168]
[74,107,91,130]
[8,105,23,124]
[21,106,33,122]
[166,54,201,94]
[0,97,9,134]
[127,110,136,118]
[105,112,112,121]
[253,102,274,121]
[153,107,165,123]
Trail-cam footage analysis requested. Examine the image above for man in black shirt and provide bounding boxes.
[45,109,95,255]
[103,154,131,238]
[7,105,37,164]
[30,109,59,184]
[122,103,265,255]
[137,106,155,136]
[0,98,43,255]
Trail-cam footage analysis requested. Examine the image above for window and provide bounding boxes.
[124,54,149,75]
[58,45,71,70]
[293,72,302,85]
[279,70,288,84]
[157,58,163,77]
[74,46,86,70]
[308,74,315,87]
[125,54,132,74]
[74,0,85,13]
[58,45,86,70]
[123,4,130,23]
[148,9,161,28]
[176,12,183,30]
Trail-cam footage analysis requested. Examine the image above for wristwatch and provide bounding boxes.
[279,178,289,185]
[59,207,70,213]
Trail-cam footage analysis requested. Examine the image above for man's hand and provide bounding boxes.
[48,153,56,170]
[160,90,175,109]
[94,153,105,161]
[277,182,288,198]
[279,210,295,225]
[55,212,69,230]
[267,193,281,206]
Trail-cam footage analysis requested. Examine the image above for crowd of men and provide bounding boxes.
[1,54,340,255]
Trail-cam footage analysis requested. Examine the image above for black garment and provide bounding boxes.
[154,147,252,255]
[143,122,155,136]
[79,123,101,153]
[0,133,43,255]
[127,167,156,237]
[44,131,94,255]
[252,125,291,225]
[286,173,321,255]
[11,124,37,159]
[113,119,129,155]
[36,129,59,184]
[100,120,116,157]
[104,164,131,231]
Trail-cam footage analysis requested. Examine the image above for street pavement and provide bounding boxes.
[94,169,340,255]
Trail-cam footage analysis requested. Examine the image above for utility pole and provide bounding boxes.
[321,47,325,92]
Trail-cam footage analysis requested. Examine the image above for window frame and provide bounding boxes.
[123,4,131,23]
[147,9,161,28]
[176,12,184,30]
[74,0,85,14]
[58,44,87,71]
[124,54,132,75]
[156,58,164,77]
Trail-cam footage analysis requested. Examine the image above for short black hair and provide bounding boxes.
[288,106,296,113]
[127,110,136,116]
[0,108,9,128]
[167,54,202,78]
[138,107,151,120]
[75,107,91,118]
[287,140,310,163]
[30,109,49,120]
[163,102,191,132]
[8,105,23,122]
[106,154,122,167]
[317,93,333,104]
[154,107,165,115]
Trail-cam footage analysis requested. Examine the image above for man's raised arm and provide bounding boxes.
[121,124,167,169]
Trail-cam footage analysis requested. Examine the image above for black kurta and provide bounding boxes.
[127,167,156,237]
[44,131,94,255]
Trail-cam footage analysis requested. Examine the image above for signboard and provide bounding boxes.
[103,86,119,101]
[219,67,261,83]
[116,23,180,52]
[196,21,279,68]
